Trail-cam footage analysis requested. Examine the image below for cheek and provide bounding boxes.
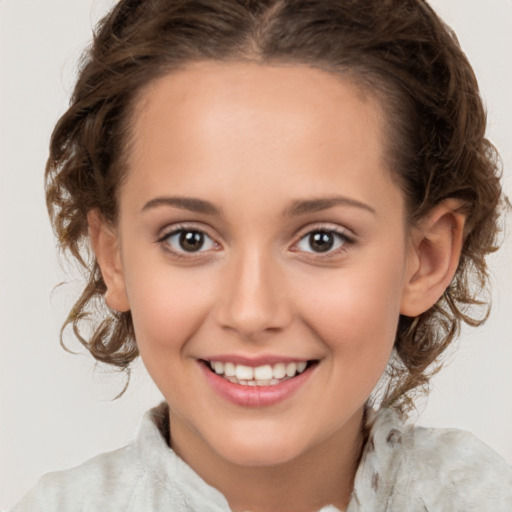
[292,253,406,358]
[296,271,402,410]
[123,260,215,355]
[125,265,219,402]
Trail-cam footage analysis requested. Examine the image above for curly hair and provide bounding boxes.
[46,0,503,409]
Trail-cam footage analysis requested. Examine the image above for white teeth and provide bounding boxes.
[273,363,286,379]
[286,362,297,377]
[253,365,273,380]
[235,365,254,381]
[224,362,236,377]
[208,360,311,386]
[297,361,307,373]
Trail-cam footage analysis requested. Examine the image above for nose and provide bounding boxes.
[214,249,293,341]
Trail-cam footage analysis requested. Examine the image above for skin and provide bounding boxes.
[90,62,465,512]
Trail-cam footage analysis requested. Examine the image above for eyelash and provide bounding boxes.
[156,223,355,258]
[156,224,219,258]
[292,224,355,257]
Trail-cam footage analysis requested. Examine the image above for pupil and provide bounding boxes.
[179,231,204,252]
[310,231,334,252]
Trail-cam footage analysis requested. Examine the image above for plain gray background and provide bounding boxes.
[1,0,511,508]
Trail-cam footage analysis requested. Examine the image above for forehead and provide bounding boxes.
[123,61,400,216]
[130,62,386,157]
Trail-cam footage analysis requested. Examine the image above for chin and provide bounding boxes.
[222,445,302,468]
[210,428,311,468]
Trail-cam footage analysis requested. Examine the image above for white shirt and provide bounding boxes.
[11,403,512,511]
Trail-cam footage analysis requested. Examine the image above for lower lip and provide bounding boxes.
[199,362,314,407]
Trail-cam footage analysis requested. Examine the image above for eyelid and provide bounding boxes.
[156,221,215,241]
[293,222,355,242]
[155,221,355,258]
[290,223,356,255]
[156,222,222,256]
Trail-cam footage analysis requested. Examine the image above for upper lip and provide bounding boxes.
[200,354,314,367]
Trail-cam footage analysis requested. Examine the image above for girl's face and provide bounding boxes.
[106,62,418,467]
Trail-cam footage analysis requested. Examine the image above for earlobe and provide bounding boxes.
[400,199,466,317]
[87,210,130,313]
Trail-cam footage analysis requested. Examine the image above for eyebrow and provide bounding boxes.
[141,196,221,215]
[284,196,376,216]
[141,195,375,217]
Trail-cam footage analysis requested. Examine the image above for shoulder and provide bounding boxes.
[10,404,160,512]
[10,403,230,512]
[406,423,512,509]
[351,408,512,511]
[10,444,144,512]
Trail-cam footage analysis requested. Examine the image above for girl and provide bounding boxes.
[9,0,512,510]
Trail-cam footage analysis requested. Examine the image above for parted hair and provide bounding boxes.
[46,0,503,409]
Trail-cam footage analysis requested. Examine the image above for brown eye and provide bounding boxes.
[179,230,205,252]
[160,228,217,254]
[295,229,352,255]
[308,231,334,252]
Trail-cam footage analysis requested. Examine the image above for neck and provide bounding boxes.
[169,408,365,512]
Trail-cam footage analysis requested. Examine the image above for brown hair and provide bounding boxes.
[46,0,503,409]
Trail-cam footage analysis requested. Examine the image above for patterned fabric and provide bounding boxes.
[11,403,512,511]
[349,408,512,511]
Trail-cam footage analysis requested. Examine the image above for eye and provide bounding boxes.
[159,228,217,254]
[295,229,352,254]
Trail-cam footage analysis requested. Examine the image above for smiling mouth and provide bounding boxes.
[202,360,318,387]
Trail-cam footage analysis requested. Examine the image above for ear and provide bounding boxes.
[400,199,466,317]
[87,210,130,313]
